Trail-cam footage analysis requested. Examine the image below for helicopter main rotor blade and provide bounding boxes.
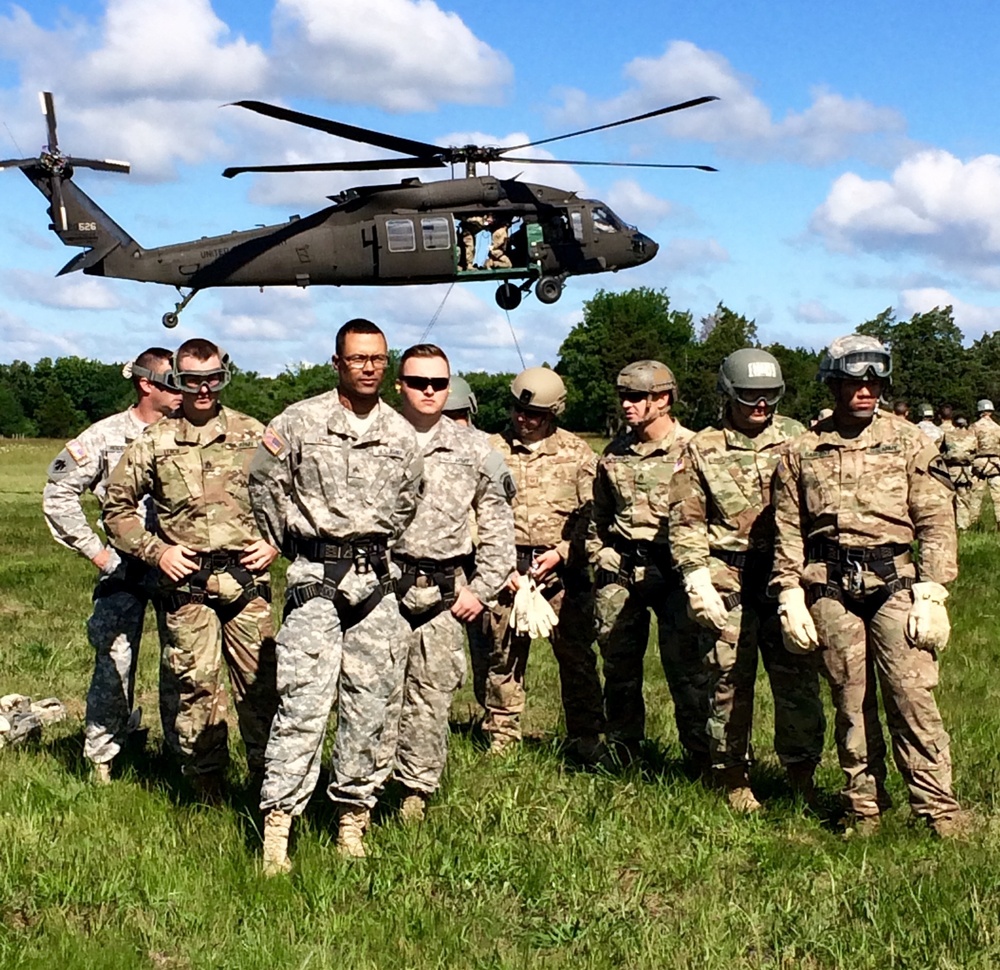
[0,158,37,170]
[222,156,446,178]
[500,156,717,172]
[40,91,59,152]
[230,100,446,161]
[503,95,719,152]
[68,157,131,174]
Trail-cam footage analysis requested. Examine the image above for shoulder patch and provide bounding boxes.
[65,439,87,464]
[262,426,287,458]
[674,456,685,473]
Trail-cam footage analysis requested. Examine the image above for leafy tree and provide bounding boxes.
[463,371,516,433]
[33,381,85,438]
[0,383,35,436]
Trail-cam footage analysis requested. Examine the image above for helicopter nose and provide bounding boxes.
[631,232,658,263]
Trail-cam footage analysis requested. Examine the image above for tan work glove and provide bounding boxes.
[777,587,820,654]
[906,581,951,651]
[511,579,534,635]
[528,584,558,640]
[683,567,730,632]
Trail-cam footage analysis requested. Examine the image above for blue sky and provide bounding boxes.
[2,0,999,374]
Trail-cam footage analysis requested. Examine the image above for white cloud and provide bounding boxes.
[604,180,674,223]
[656,237,729,275]
[790,299,848,326]
[899,287,1000,339]
[2,270,127,310]
[0,310,86,360]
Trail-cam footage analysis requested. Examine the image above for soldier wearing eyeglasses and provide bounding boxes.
[247,319,424,870]
[103,338,279,803]
[43,347,182,783]
[390,344,515,823]
[668,349,825,812]
[587,360,708,770]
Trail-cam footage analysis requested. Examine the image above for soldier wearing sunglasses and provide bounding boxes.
[669,349,825,812]
[104,338,279,803]
[43,347,182,783]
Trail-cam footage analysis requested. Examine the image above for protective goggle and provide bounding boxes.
[618,389,650,404]
[733,387,783,407]
[838,352,891,379]
[166,351,232,393]
[130,364,176,391]
[400,375,450,392]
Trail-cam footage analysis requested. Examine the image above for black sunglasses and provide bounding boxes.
[618,390,650,404]
[400,375,450,392]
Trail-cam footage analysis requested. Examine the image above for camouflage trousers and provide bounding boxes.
[482,576,603,742]
[468,618,491,709]
[394,608,467,794]
[595,576,710,759]
[157,570,277,776]
[84,556,160,765]
[967,473,1000,528]
[953,482,977,530]
[260,591,409,816]
[811,586,960,822]
[703,599,825,771]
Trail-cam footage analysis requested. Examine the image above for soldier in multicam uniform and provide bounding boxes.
[103,338,278,801]
[43,348,181,783]
[971,399,1000,528]
[481,367,604,759]
[669,349,825,812]
[248,320,423,871]
[772,334,968,837]
[587,360,708,769]
[391,346,515,822]
[940,415,978,529]
[915,403,942,443]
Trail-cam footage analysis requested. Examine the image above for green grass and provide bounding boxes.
[2,439,1000,969]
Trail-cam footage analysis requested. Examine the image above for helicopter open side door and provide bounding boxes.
[372,214,455,280]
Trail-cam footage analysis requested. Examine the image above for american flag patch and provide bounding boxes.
[65,439,88,464]
[262,426,286,457]
[674,457,684,473]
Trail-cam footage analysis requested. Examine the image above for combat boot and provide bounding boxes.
[92,761,113,786]
[399,791,427,824]
[336,807,370,858]
[714,765,761,813]
[841,814,880,838]
[262,809,293,876]
[486,731,520,758]
[785,761,818,806]
[189,770,226,806]
[930,809,976,840]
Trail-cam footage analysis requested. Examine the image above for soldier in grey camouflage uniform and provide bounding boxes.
[588,360,708,768]
[43,348,181,782]
[481,367,604,759]
[104,339,279,801]
[248,320,423,871]
[391,346,515,822]
[669,349,825,812]
[772,334,968,837]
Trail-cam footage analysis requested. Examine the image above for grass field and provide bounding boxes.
[2,438,1000,969]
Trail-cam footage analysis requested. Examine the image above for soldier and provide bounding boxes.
[103,338,278,801]
[587,360,708,769]
[669,349,825,812]
[391,345,515,821]
[43,348,181,782]
[248,319,423,870]
[772,334,967,837]
[916,404,942,443]
[938,404,955,433]
[971,399,1000,527]
[940,414,978,529]
[443,376,480,432]
[481,367,604,759]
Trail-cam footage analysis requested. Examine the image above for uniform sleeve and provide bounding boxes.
[907,440,959,584]
[390,449,424,543]
[586,459,615,565]
[769,450,807,591]
[667,445,711,577]
[41,430,105,561]
[102,435,166,567]
[559,445,595,566]
[247,417,296,556]
[467,454,516,604]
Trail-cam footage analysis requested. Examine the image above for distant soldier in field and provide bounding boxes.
[971,399,1000,528]
[892,400,910,421]
[43,348,181,783]
[391,345,515,822]
[587,360,708,769]
[103,338,278,802]
[248,319,423,869]
[772,334,968,837]
[669,349,825,812]
[916,403,942,444]
[938,404,955,434]
[940,414,978,529]
[481,367,604,760]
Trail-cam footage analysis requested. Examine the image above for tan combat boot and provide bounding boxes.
[486,731,520,758]
[714,765,761,814]
[336,807,370,858]
[930,809,976,840]
[262,809,293,876]
[92,761,112,786]
[400,792,427,824]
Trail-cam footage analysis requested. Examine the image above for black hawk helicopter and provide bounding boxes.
[2,92,718,328]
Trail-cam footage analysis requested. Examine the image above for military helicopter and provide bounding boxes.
[2,92,718,328]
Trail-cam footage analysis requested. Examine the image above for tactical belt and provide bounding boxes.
[805,539,913,607]
[395,552,465,629]
[709,548,773,612]
[596,536,678,590]
[284,534,392,630]
[161,549,271,624]
[93,553,151,601]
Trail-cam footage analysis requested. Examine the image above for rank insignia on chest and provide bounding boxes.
[262,426,287,457]
[65,439,88,464]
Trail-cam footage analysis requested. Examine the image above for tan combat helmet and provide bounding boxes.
[616,359,677,395]
[510,366,566,415]
[918,403,935,420]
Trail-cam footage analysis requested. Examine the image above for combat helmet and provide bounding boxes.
[977,399,995,413]
[510,367,566,415]
[818,334,891,385]
[918,403,935,419]
[616,359,676,396]
[444,375,478,415]
[717,348,785,405]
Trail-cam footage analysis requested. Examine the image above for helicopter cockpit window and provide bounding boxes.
[386,218,416,252]
[591,206,618,233]
[421,217,451,251]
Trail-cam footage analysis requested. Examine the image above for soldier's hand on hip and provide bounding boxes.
[529,549,562,582]
[159,544,200,582]
[451,586,484,622]
[241,539,280,573]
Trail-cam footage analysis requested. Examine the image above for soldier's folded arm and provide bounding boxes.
[907,443,959,586]
[102,436,169,567]
[586,462,615,566]
[42,430,106,562]
[467,458,517,605]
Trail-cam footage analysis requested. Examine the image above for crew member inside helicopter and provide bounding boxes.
[459,213,516,271]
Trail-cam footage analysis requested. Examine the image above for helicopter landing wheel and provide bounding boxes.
[495,282,522,311]
[162,312,179,329]
[535,276,563,305]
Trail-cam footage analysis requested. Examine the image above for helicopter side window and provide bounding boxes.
[570,212,584,243]
[592,206,617,233]
[421,217,451,251]
[386,218,416,252]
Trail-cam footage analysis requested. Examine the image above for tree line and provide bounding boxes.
[1,288,993,439]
